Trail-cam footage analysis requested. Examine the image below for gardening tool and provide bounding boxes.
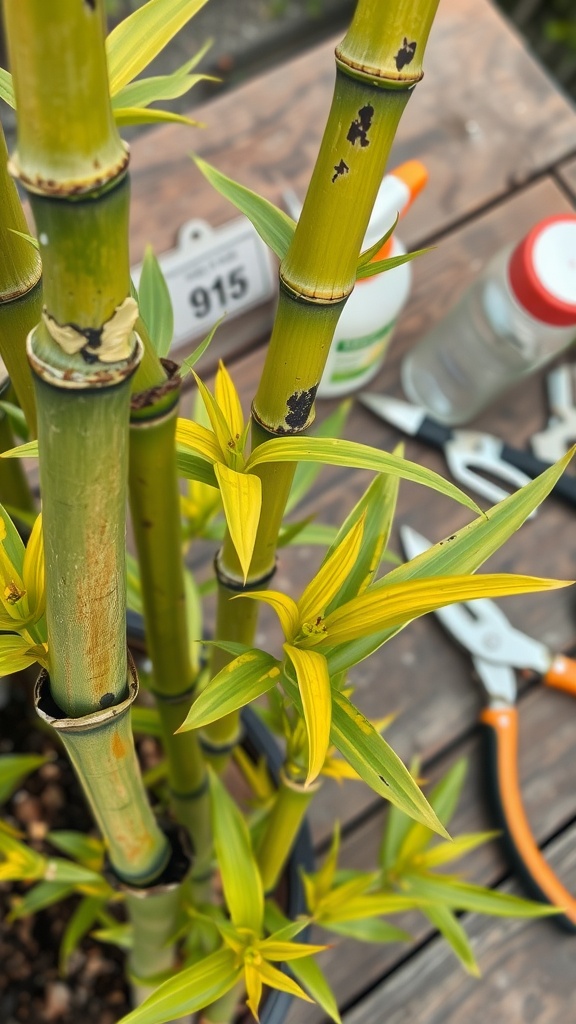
[531,363,576,463]
[400,524,576,931]
[360,392,576,508]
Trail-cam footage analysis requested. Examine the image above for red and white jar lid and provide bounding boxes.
[508,214,576,327]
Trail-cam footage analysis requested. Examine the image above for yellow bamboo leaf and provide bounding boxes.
[0,635,41,675]
[298,514,365,625]
[259,939,328,961]
[321,574,571,647]
[176,417,222,464]
[106,0,211,96]
[22,514,45,623]
[234,591,300,642]
[214,464,261,582]
[192,372,236,462]
[245,964,263,1022]
[284,645,331,787]
[215,361,244,441]
[256,960,314,1004]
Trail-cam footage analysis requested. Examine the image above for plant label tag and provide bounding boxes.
[132,217,276,352]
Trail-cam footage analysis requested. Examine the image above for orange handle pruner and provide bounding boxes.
[481,705,576,931]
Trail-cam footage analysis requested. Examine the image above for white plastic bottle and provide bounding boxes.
[401,214,576,425]
[316,160,428,398]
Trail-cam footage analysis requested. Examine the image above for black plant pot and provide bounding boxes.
[126,611,315,1024]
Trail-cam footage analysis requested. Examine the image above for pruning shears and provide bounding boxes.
[400,525,576,930]
[360,392,576,508]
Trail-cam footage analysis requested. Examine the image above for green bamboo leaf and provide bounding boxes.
[314,873,379,916]
[421,832,500,869]
[255,960,314,1005]
[404,874,560,917]
[193,155,296,260]
[259,939,328,961]
[177,650,280,731]
[112,45,216,108]
[215,464,261,582]
[0,754,45,803]
[298,515,364,623]
[285,400,352,514]
[324,468,401,615]
[330,690,449,837]
[43,857,106,888]
[421,903,480,976]
[118,946,241,1024]
[47,832,104,872]
[326,441,572,675]
[180,315,225,375]
[60,896,104,974]
[284,644,332,786]
[126,552,143,615]
[356,246,431,281]
[264,902,342,1024]
[380,800,417,874]
[323,917,410,944]
[184,567,202,673]
[9,881,74,921]
[0,400,30,442]
[0,831,45,881]
[321,893,427,923]
[131,706,163,738]
[106,0,211,95]
[312,824,341,902]
[92,922,133,951]
[395,759,468,865]
[279,521,339,548]
[0,67,15,108]
[8,230,39,251]
[0,635,42,676]
[321,573,569,648]
[209,770,264,933]
[137,246,174,357]
[113,107,202,127]
[246,437,481,515]
[0,439,39,460]
[357,214,398,267]
[176,447,218,488]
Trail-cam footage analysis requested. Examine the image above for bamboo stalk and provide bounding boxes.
[205,0,441,762]
[4,0,172,891]
[256,770,317,894]
[129,368,212,880]
[0,372,35,518]
[0,123,40,434]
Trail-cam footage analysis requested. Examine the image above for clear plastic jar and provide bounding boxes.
[402,216,576,425]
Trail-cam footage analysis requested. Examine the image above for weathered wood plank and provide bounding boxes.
[556,158,576,200]
[286,679,576,1024]
[126,0,576,364]
[342,824,576,1024]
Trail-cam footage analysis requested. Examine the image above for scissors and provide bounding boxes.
[532,364,576,464]
[360,392,576,508]
[400,524,576,930]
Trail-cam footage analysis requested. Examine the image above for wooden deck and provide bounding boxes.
[128,2,576,1020]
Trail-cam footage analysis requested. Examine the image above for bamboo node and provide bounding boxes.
[34,651,139,734]
[8,146,130,198]
[27,329,143,390]
[214,550,277,591]
[335,48,423,89]
[107,823,192,897]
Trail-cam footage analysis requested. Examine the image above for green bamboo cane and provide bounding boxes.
[129,363,212,886]
[0,122,40,435]
[3,3,188,996]
[205,0,441,760]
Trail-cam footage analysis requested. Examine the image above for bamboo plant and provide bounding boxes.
[0,1,574,1023]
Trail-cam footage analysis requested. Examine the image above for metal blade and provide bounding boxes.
[359,393,425,436]
[399,526,552,674]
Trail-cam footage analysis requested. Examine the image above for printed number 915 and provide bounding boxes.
[189,267,248,319]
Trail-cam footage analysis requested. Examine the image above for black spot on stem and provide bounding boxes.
[99,692,115,709]
[284,386,318,430]
[332,159,349,183]
[395,38,417,71]
[347,105,374,148]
